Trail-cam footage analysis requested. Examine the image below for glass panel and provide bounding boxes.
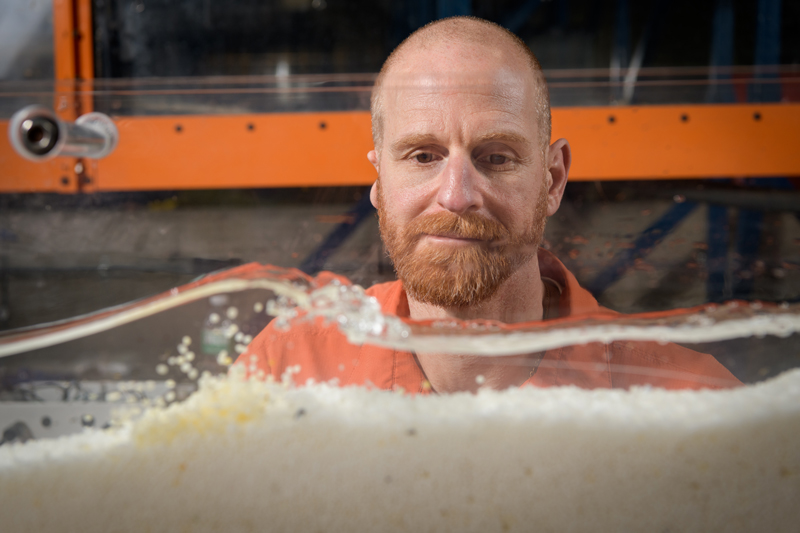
[2,4,800,528]
[0,0,54,81]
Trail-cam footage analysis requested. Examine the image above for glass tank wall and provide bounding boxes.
[0,2,799,530]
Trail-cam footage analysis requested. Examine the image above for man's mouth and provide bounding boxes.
[422,233,489,244]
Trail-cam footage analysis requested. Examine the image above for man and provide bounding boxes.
[239,16,740,392]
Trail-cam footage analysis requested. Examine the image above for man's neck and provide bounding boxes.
[407,256,546,393]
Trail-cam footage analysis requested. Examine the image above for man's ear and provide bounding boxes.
[369,181,379,208]
[367,150,380,208]
[367,149,379,172]
[546,138,571,216]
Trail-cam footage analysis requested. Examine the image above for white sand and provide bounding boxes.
[1,368,799,533]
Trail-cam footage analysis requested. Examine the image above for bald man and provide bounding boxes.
[239,17,740,393]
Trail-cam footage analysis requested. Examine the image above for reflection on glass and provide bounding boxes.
[0,0,53,81]
[2,11,800,532]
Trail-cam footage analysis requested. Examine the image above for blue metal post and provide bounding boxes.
[299,191,376,275]
[706,0,736,104]
[610,0,631,102]
[704,0,735,302]
[504,0,545,34]
[749,0,782,103]
[731,0,783,298]
[732,209,764,299]
[585,202,698,297]
[707,204,730,302]
[436,0,471,19]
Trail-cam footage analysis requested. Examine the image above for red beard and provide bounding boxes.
[377,184,548,308]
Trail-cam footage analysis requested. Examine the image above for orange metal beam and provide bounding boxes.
[555,104,800,180]
[53,0,77,119]
[95,112,376,191]
[2,103,799,193]
[0,150,77,192]
[50,0,94,192]
[75,0,94,115]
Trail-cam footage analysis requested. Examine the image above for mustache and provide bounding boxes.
[405,211,510,242]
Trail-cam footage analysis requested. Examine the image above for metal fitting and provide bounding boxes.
[8,105,119,161]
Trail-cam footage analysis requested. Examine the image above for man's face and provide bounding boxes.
[370,43,554,308]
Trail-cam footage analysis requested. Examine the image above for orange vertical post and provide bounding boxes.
[50,0,95,192]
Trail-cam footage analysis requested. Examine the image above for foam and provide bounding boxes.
[1,368,799,532]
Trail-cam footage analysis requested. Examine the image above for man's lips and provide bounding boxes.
[421,233,489,244]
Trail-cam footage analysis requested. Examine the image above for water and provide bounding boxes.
[2,263,799,360]
[0,264,799,531]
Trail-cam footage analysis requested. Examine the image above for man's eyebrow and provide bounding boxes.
[389,133,440,153]
[473,131,530,146]
[388,131,531,153]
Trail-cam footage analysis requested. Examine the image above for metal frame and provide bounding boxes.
[3,102,799,193]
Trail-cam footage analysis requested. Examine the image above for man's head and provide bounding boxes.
[368,17,570,309]
[371,17,551,156]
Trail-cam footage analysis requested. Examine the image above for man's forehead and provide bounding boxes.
[381,39,535,104]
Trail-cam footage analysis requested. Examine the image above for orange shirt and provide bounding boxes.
[239,250,741,392]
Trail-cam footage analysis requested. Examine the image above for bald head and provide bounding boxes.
[370,16,551,154]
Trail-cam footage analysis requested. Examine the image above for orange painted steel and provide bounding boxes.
[94,112,377,191]
[555,103,800,180]
[75,0,94,115]
[53,0,77,87]
[2,103,799,193]
[97,102,800,191]
[49,0,94,192]
[0,146,78,192]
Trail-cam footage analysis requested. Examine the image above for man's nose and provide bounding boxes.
[435,153,482,214]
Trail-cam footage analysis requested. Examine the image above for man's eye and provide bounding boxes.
[488,154,508,165]
[415,153,434,163]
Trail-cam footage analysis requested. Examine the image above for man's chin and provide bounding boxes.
[397,262,501,308]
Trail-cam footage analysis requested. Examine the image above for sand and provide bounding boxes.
[1,367,799,533]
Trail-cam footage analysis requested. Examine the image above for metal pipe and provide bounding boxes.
[8,105,118,161]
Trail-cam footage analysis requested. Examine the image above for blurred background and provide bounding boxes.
[0,0,799,403]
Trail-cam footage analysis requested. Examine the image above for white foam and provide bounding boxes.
[1,368,798,532]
